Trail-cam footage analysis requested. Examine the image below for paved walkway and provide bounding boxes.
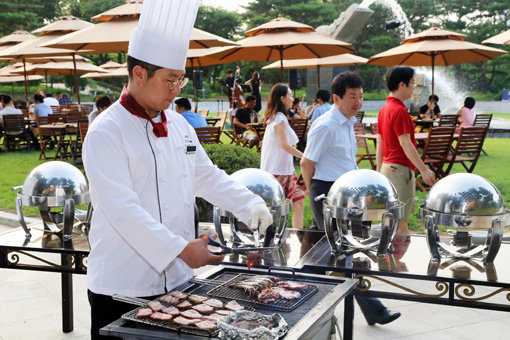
[1,222,509,339]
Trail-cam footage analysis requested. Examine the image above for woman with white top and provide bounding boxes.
[261,84,305,229]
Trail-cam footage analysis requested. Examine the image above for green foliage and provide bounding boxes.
[63,75,88,92]
[196,6,242,41]
[67,0,125,21]
[0,0,62,35]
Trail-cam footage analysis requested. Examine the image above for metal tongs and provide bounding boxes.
[200,234,278,255]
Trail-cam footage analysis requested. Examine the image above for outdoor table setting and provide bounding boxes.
[205,116,220,126]
[38,122,78,160]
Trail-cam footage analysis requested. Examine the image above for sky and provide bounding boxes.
[200,0,253,11]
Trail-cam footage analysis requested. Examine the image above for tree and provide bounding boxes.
[66,0,124,22]
[0,0,62,36]
[196,5,242,41]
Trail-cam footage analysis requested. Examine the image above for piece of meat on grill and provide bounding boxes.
[258,287,301,302]
[180,309,202,319]
[169,290,188,300]
[147,301,165,312]
[225,300,244,311]
[150,312,172,322]
[195,320,217,330]
[159,294,180,305]
[257,288,277,303]
[203,313,223,322]
[176,300,192,309]
[204,298,223,309]
[215,310,231,316]
[173,316,201,326]
[188,294,208,304]
[136,308,153,319]
[161,306,180,316]
[192,303,214,314]
[278,280,308,291]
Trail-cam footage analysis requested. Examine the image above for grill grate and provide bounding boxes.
[207,273,318,312]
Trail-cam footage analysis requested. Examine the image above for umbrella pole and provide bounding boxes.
[279,47,284,82]
[317,65,321,89]
[72,53,81,104]
[45,70,48,91]
[191,59,197,112]
[431,54,435,97]
[23,59,29,106]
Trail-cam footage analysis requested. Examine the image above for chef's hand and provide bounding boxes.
[248,202,273,234]
[178,235,223,268]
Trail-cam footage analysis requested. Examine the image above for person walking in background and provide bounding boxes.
[89,96,113,124]
[261,83,305,229]
[456,96,476,133]
[174,97,207,128]
[245,71,262,112]
[301,71,401,326]
[377,66,436,235]
[307,89,331,124]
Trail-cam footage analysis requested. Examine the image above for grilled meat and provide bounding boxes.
[180,309,202,319]
[204,298,223,309]
[215,310,232,316]
[176,300,192,309]
[257,288,277,303]
[169,290,188,300]
[161,306,180,316]
[150,312,172,321]
[258,287,301,302]
[192,303,214,314]
[188,294,208,304]
[173,316,201,326]
[203,313,223,322]
[195,320,217,330]
[159,294,180,305]
[136,308,153,319]
[147,301,165,312]
[225,300,244,311]
[278,280,308,292]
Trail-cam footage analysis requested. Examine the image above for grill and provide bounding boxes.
[206,273,318,312]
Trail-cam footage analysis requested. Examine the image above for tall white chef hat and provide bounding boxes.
[128,0,199,71]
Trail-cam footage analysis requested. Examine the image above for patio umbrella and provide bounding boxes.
[12,61,108,76]
[0,15,94,103]
[81,65,128,79]
[0,63,43,96]
[262,53,367,86]
[207,15,355,82]
[482,29,510,46]
[0,29,34,46]
[367,26,507,96]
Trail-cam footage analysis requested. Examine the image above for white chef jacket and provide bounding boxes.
[83,100,263,297]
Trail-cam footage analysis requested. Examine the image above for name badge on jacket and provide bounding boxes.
[184,134,196,154]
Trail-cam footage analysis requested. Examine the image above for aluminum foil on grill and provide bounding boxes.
[218,310,288,340]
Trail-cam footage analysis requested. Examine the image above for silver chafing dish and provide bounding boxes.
[12,161,92,240]
[322,169,404,255]
[419,173,509,264]
[213,168,290,248]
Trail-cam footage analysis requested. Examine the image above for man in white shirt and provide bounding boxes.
[43,92,59,107]
[0,95,22,127]
[83,1,272,338]
[301,71,401,327]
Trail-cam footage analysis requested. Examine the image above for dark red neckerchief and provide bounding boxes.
[119,85,168,138]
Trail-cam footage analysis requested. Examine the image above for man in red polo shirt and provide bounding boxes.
[376,66,435,234]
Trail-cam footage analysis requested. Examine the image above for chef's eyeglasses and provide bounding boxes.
[165,77,189,90]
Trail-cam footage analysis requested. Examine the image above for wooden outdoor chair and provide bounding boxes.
[232,124,260,150]
[439,115,458,127]
[356,110,365,123]
[50,106,61,114]
[473,114,492,155]
[3,115,31,151]
[288,117,309,152]
[416,126,455,191]
[195,126,221,144]
[72,121,89,166]
[443,126,487,176]
[369,123,378,148]
[198,109,209,117]
[354,122,376,170]
[214,110,228,131]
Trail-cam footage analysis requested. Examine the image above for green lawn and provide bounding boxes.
[1,138,509,234]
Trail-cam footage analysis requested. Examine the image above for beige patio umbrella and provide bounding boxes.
[368,26,507,96]
[0,29,34,46]
[482,30,510,46]
[12,61,108,76]
[0,15,94,103]
[0,63,43,97]
[207,15,355,81]
[263,53,367,86]
[81,65,128,79]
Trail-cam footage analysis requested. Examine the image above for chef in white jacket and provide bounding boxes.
[82,1,272,338]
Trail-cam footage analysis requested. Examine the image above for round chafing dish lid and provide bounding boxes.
[327,169,398,209]
[230,168,285,206]
[425,173,504,216]
[20,161,90,207]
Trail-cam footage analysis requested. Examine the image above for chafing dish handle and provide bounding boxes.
[267,266,296,279]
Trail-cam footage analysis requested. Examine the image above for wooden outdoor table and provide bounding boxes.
[39,123,78,160]
[205,116,220,126]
